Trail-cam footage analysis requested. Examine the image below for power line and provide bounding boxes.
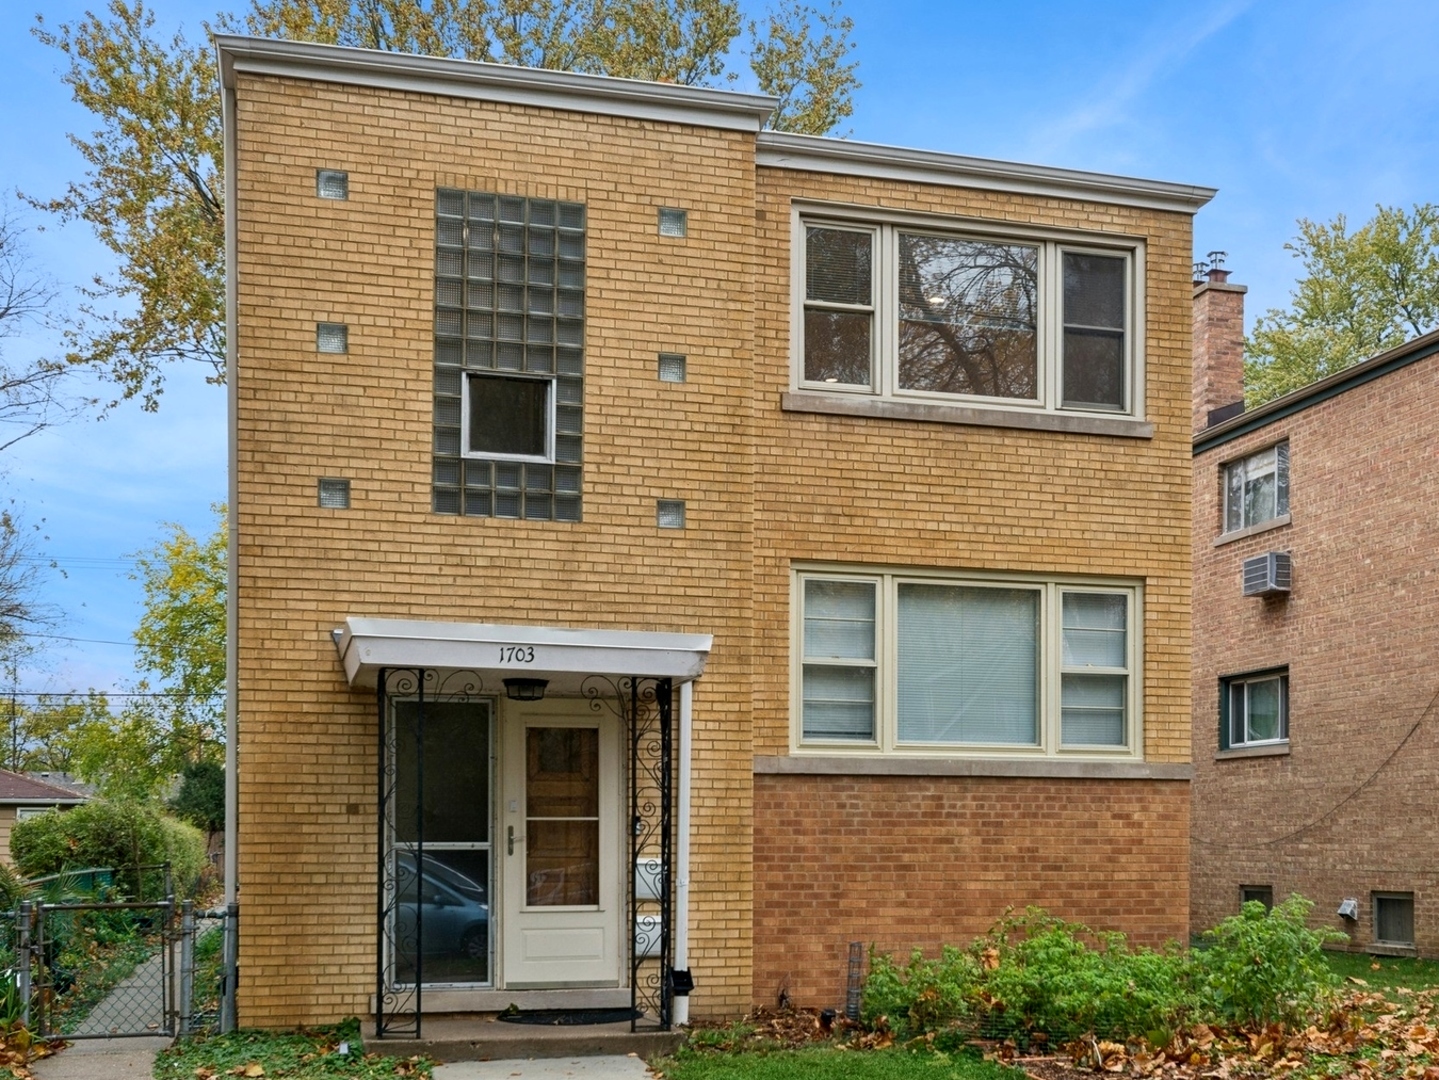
[2,691,223,700]
[11,633,136,647]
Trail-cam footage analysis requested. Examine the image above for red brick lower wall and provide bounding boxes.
[752,773,1190,1009]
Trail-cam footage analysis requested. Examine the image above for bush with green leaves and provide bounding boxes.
[978,911,1187,1044]
[862,897,1344,1045]
[1194,895,1344,1027]
[862,945,979,1039]
[11,800,206,898]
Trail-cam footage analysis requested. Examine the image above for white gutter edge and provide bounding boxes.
[221,42,240,910]
[672,680,692,1026]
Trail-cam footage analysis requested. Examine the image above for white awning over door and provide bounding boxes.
[334,617,713,692]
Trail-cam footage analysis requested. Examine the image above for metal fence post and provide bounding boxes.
[220,902,238,1034]
[16,902,30,1028]
[178,901,194,1036]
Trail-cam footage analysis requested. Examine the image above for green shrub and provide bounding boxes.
[861,946,978,1039]
[11,800,207,898]
[861,898,1343,1046]
[1194,895,1344,1027]
[977,911,1187,1043]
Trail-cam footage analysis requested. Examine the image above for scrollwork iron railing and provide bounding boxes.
[376,669,674,1037]
[584,676,674,1032]
[375,668,488,1038]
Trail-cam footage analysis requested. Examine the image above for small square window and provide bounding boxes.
[1240,885,1274,911]
[1374,893,1415,947]
[316,169,349,200]
[317,323,348,354]
[465,372,552,460]
[658,353,687,383]
[1221,669,1289,749]
[1224,442,1290,533]
[318,478,351,509]
[656,499,686,529]
[658,208,688,238]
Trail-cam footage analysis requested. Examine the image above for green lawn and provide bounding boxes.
[1325,949,1439,992]
[659,1047,1022,1080]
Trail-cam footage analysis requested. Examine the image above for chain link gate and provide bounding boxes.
[11,864,207,1041]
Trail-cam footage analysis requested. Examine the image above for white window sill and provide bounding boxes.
[756,755,1192,781]
[1215,742,1290,760]
[781,392,1154,439]
[1214,515,1291,547]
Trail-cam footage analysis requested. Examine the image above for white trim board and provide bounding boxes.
[758,131,1217,215]
[215,35,777,132]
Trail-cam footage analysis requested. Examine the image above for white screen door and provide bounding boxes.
[501,700,622,987]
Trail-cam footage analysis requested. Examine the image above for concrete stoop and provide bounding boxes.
[366,1017,683,1063]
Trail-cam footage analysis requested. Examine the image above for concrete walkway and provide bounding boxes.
[434,1055,655,1079]
[29,1035,170,1080]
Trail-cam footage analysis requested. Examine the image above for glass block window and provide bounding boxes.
[658,208,688,238]
[433,189,585,521]
[317,323,348,353]
[656,499,686,529]
[658,353,687,383]
[318,478,351,509]
[316,169,349,200]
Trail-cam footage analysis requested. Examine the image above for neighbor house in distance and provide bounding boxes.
[1192,267,1439,955]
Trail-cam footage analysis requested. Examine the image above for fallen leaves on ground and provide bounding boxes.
[964,987,1439,1080]
[690,988,1439,1080]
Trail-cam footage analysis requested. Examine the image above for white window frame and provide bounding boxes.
[791,203,1146,419]
[1222,441,1290,534]
[460,370,556,464]
[792,567,1143,759]
[1222,669,1289,749]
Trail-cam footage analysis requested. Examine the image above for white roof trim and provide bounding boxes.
[215,36,776,133]
[335,617,713,690]
[756,131,1217,214]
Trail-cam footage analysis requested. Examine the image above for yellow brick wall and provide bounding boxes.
[233,73,757,1025]
[233,71,1193,1027]
[750,168,1194,763]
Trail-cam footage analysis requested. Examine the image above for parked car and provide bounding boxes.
[393,852,489,965]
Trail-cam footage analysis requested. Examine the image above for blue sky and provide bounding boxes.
[2,0,1438,697]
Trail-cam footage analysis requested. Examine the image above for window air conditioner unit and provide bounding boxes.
[1242,552,1292,597]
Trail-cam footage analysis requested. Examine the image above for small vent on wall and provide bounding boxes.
[1242,552,1291,597]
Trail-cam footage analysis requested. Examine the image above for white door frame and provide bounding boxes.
[499,697,624,989]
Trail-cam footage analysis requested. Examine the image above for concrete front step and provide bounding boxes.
[367,1017,683,1063]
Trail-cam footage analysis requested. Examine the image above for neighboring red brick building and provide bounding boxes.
[1191,275,1439,955]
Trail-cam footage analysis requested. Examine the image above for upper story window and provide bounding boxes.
[1223,442,1289,534]
[797,211,1141,418]
[1220,668,1288,749]
[433,189,585,521]
[797,568,1141,757]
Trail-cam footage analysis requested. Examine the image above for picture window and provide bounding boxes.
[797,569,1139,756]
[797,212,1140,417]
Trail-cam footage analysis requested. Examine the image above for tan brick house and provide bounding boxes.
[219,35,1211,1032]
[1191,271,1439,955]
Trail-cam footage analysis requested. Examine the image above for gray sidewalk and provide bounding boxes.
[434,1056,655,1079]
[29,1036,171,1080]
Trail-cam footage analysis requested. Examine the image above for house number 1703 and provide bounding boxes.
[498,646,535,663]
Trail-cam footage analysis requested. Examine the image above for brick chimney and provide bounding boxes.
[1193,263,1247,432]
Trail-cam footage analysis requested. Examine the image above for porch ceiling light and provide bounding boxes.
[503,677,549,701]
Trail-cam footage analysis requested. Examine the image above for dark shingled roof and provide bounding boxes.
[0,769,89,804]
